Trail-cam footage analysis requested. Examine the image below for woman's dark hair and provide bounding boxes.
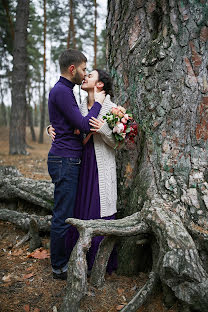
[95,69,114,97]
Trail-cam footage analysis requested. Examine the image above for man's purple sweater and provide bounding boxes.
[48,76,101,158]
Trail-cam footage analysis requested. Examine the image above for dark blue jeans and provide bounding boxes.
[48,152,81,272]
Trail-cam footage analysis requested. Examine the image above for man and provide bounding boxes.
[47,49,105,280]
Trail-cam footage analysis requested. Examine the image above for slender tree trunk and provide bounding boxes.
[2,0,14,41]
[93,0,97,69]
[9,0,29,155]
[67,0,76,49]
[0,85,7,126]
[27,105,36,142]
[27,82,36,141]
[0,102,7,126]
[38,0,46,143]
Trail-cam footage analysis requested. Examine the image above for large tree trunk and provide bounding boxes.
[107,0,208,271]
[9,0,29,155]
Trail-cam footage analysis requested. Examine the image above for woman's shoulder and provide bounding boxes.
[105,94,117,108]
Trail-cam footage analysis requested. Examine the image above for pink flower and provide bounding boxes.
[117,106,126,114]
[111,107,119,115]
[113,122,124,134]
[121,117,127,124]
[118,111,124,118]
[124,114,129,120]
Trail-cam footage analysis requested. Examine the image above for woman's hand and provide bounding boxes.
[48,126,56,141]
[94,86,105,105]
[89,117,105,132]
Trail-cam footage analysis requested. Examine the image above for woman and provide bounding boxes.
[48,69,117,273]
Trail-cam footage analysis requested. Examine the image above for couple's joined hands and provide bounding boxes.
[89,117,104,131]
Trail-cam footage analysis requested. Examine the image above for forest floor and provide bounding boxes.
[0,127,179,312]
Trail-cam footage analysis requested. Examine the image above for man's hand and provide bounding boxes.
[94,86,105,105]
[89,117,105,131]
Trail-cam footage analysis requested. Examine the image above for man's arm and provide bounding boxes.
[55,88,104,132]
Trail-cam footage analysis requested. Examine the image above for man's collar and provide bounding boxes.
[59,76,75,89]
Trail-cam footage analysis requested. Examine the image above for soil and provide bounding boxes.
[0,127,179,312]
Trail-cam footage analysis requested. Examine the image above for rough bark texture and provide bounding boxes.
[9,0,29,155]
[103,0,208,310]
[0,208,51,232]
[61,215,150,312]
[67,0,76,49]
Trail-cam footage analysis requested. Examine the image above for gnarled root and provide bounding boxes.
[0,208,51,232]
[121,272,158,312]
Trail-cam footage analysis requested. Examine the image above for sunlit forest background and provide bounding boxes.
[0,0,107,144]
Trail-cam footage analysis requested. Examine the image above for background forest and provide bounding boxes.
[0,0,107,146]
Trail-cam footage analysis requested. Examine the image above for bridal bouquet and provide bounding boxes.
[103,105,138,149]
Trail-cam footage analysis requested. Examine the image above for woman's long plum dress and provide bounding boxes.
[65,134,117,273]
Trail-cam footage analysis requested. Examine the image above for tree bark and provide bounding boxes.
[27,104,36,142]
[0,209,51,232]
[9,0,29,155]
[2,0,14,41]
[100,0,208,310]
[0,81,7,126]
[93,0,97,69]
[67,0,76,49]
[26,81,36,141]
[0,166,53,212]
[39,0,47,143]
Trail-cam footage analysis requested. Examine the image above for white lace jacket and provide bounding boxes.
[79,95,117,218]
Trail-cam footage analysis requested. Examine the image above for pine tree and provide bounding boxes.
[9,0,30,155]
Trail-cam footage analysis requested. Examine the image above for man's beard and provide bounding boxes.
[72,71,83,85]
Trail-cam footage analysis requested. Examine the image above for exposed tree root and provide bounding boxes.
[121,272,159,312]
[0,208,51,232]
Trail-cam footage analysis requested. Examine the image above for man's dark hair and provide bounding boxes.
[59,49,87,73]
[95,69,114,97]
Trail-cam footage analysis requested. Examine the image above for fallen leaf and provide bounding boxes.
[2,274,12,282]
[23,304,30,312]
[23,273,34,279]
[27,248,50,259]
[33,308,40,312]
[116,304,125,311]
[12,249,24,256]
[117,287,124,295]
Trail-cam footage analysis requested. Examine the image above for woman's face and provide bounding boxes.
[81,70,99,91]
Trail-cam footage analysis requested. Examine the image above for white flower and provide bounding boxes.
[113,122,124,134]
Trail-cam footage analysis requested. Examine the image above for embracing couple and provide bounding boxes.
[47,49,117,280]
